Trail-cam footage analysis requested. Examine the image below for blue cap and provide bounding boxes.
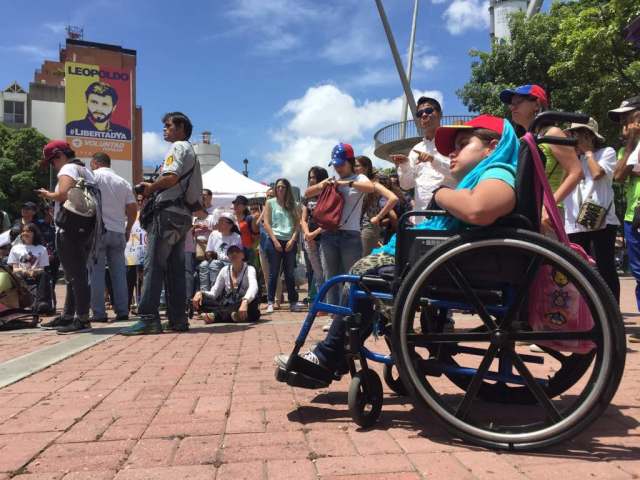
[329,143,355,167]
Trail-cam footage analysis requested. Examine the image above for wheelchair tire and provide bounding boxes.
[383,363,407,396]
[348,369,383,428]
[392,228,626,450]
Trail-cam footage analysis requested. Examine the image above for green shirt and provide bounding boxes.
[268,197,296,240]
[621,146,640,222]
[540,144,563,193]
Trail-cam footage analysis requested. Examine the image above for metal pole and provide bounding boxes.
[526,0,544,18]
[400,0,419,140]
[374,0,418,123]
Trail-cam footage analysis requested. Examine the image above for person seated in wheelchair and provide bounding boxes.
[276,114,520,382]
[6,223,53,314]
[191,244,260,323]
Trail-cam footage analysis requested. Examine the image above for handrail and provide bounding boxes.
[374,116,474,147]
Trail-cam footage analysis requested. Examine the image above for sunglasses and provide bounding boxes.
[416,107,435,118]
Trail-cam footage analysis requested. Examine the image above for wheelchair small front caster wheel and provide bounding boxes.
[383,363,407,396]
[348,370,383,428]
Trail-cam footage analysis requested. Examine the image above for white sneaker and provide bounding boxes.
[230,311,239,322]
[266,303,274,314]
[529,344,544,353]
[290,302,305,312]
[322,320,333,332]
[274,350,320,369]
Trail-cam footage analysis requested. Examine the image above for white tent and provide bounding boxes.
[201,160,269,206]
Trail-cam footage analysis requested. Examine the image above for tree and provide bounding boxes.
[0,125,49,220]
[457,0,640,145]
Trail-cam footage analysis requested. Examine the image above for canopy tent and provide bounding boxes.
[201,160,269,206]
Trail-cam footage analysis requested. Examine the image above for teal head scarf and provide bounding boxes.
[374,117,519,256]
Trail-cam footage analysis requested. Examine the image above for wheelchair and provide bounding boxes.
[275,112,627,451]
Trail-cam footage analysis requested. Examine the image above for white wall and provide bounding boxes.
[31,100,65,139]
[111,159,133,186]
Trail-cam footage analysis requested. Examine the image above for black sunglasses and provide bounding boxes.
[416,107,435,118]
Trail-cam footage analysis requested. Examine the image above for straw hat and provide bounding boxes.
[564,117,605,146]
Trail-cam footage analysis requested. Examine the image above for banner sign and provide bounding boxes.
[65,62,132,160]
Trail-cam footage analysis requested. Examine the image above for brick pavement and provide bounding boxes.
[0,279,637,479]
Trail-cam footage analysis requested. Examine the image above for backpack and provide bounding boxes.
[313,183,344,231]
[55,164,99,236]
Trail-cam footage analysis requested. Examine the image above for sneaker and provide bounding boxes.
[266,303,274,314]
[322,319,333,332]
[529,344,545,353]
[115,314,129,321]
[629,333,640,343]
[274,350,320,369]
[230,311,240,322]
[56,318,92,335]
[40,315,72,330]
[290,302,305,312]
[90,316,109,323]
[119,318,163,336]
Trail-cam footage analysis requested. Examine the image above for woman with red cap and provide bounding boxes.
[35,140,96,334]
[500,84,582,230]
[277,115,519,382]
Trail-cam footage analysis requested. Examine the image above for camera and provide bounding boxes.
[134,183,146,195]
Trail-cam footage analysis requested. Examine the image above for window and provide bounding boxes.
[4,100,25,124]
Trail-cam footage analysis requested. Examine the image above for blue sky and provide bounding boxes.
[1,0,493,187]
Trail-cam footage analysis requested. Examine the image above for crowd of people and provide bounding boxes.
[0,90,639,345]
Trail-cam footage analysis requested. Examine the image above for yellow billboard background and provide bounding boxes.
[65,61,132,161]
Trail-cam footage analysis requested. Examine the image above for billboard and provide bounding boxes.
[65,62,132,160]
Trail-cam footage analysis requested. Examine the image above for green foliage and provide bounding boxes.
[457,0,640,145]
[0,126,49,220]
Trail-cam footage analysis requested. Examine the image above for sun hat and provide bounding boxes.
[608,96,640,123]
[564,117,605,146]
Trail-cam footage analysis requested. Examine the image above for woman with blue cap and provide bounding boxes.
[277,115,520,381]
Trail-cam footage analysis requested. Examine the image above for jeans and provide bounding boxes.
[304,238,324,294]
[199,259,228,291]
[138,210,191,325]
[90,230,128,318]
[56,229,91,319]
[259,245,283,303]
[569,224,620,303]
[264,238,298,304]
[624,221,640,310]
[319,230,362,306]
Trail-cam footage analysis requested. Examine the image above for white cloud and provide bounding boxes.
[1,45,57,59]
[263,84,443,187]
[142,132,168,166]
[443,0,490,35]
[44,22,66,34]
[322,27,386,65]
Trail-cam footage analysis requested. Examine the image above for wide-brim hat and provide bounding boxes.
[435,114,504,157]
[608,96,640,123]
[564,117,605,145]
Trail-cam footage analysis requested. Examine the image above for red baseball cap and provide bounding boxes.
[499,84,548,107]
[42,140,70,164]
[435,115,504,157]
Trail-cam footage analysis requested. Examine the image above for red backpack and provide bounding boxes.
[313,183,344,231]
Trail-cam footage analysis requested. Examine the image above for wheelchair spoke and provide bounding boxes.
[444,262,497,331]
[510,351,563,423]
[511,330,597,342]
[501,256,542,329]
[455,343,499,420]
[407,332,492,345]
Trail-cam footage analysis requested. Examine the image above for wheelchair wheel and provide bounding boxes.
[383,363,407,396]
[392,228,626,450]
[348,369,383,428]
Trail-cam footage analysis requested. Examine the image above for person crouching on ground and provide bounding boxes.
[191,244,260,322]
[276,115,519,383]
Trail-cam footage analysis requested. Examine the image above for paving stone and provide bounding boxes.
[266,459,316,480]
[172,436,221,466]
[216,460,263,480]
[314,454,414,476]
[28,440,133,474]
[114,465,216,479]
[125,438,178,468]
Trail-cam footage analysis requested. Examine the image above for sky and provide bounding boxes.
[1,0,494,188]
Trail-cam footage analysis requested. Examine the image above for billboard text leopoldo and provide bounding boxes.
[65,62,132,160]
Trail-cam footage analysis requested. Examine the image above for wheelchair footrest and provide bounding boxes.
[275,366,331,389]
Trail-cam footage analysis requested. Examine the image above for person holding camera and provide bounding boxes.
[121,112,203,335]
[191,244,260,323]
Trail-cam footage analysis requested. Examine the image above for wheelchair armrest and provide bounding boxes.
[360,275,391,290]
[398,210,448,232]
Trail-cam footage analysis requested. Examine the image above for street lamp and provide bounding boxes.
[242,158,249,177]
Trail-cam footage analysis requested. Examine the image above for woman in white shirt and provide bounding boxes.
[7,223,52,313]
[191,245,260,322]
[564,118,620,302]
[201,212,242,290]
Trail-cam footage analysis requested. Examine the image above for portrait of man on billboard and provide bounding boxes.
[66,81,131,139]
